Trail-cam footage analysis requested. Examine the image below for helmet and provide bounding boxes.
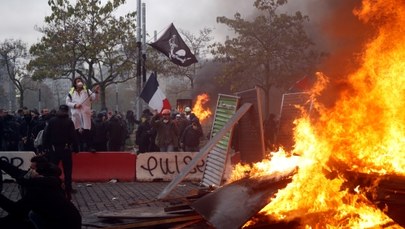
[161,109,171,115]
[184,107,191,112]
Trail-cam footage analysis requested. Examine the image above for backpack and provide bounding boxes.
[34,129,44,148]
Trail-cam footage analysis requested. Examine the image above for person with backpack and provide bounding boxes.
[32,109,53,154]
[65,77,99,151]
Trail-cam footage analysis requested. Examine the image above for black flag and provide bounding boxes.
[149,23,198,67]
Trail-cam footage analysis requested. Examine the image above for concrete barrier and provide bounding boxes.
[72,152,137,182]
[1,151,213,183]
[136,152,206,181]
[0,151,36,180]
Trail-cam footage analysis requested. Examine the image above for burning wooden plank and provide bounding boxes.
[337,170,405,227]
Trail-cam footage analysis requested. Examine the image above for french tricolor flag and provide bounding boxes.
[140,73,171,113]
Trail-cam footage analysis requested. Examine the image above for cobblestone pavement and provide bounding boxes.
[1,180,202,228]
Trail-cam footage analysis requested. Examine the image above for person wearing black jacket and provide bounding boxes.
[42,104,79,200]
[180,119,203,152]
[107,114,127,151]
[0,155,82,229]
[2,114,21,151]
[135,114,152,153]
[92,112,108,152]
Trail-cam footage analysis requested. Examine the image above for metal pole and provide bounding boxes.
[115,83,119,112]
[142,3,146,84]
[38,88,42,111]
[136,0,142,118]
[8,78,14,111]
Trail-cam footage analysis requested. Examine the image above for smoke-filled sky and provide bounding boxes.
[0,0,366,48]
[0,0,370,79]
[0,0,255,45]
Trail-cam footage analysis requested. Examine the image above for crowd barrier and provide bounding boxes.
[72,152,137,182]
[1,151,240,182]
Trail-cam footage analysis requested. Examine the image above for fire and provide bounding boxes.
[192,93,212,122]
[230,1,405,228]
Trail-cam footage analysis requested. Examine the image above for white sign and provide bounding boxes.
[136,152,206,181]
[0,151,36,180]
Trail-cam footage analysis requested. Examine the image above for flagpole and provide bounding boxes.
[136,0,142,118]
[142,3,147,85]
[141,2,147,114]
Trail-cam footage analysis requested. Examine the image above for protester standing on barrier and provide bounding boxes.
[66,77,99,151]
[42,104,79,200]
[151,109,179,152]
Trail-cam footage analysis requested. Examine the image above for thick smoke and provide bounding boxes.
[193,1,374,108]
[192,62,231,110]
[293,0,375,107]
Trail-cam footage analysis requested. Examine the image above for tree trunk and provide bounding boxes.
[19,89,24,108]
[264,64,272,119]
[100,86,107,111]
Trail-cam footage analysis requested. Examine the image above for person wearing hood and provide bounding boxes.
[65,77,99,151]
[42,105,79,200]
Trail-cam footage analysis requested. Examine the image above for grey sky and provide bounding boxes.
[0,0,363,61]
[0,0,256,46]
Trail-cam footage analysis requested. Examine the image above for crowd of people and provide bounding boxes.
[0,107,131,153]
[136,107,203,153]
[0,76,206,228]
[0,106,205,154]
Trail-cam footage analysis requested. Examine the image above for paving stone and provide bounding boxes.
[0,181,201,222]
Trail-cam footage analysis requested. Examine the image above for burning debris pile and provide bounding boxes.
[92,1,405,228]
[223,0,405,228]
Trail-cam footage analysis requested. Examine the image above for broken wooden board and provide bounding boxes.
[157,103,252,199]
[191,171,295,229]
[101,214,203,229]
[339,170,405,227]
[95,206,189,219]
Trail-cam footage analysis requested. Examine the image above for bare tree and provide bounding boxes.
[0,39,38,108]
[29,0,138,109]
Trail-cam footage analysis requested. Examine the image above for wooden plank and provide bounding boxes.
[170,219,204,229]
[103,215,202,229]
[164,205,193,214]
[95,207,185,219]
[157,103,252,199]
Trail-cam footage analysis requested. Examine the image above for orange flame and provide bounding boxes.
[229,1,405,228]
[192,93,212,122]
